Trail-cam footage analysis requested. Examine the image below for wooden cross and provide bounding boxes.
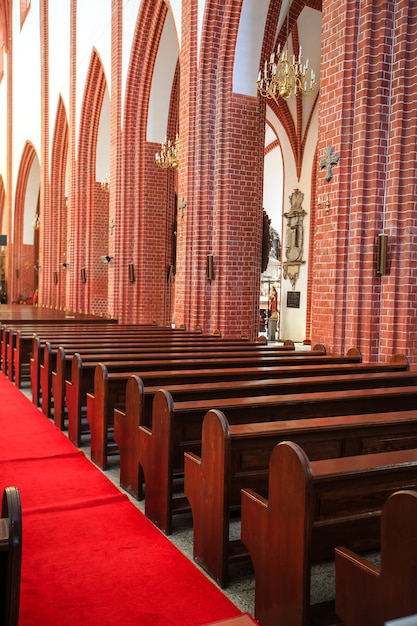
[320,146,339,182]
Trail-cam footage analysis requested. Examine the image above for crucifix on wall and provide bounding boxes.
[320,146,339,182]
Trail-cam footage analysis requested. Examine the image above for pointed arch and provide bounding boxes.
[122,0,177,324]
[72,48,108,314]
[13,142,40,303]
[49,95,69,308]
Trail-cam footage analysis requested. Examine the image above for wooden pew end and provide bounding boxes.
[0,486,22,626]
[335,489,417,626]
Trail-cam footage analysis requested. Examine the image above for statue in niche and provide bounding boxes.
[283,189,307,289]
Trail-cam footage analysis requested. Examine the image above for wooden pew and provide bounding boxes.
[3,319,126,383]
[92,346,376,468]
[44,338,295,419]
[240,443,417,626]
[67,344,331,446]
[334,489,417,626]
[0,486,22,626]
[135,378,417,534]
[15,323,177,389]
[29,325,206,402]
[114,355,410,499]
[184,408,417,588]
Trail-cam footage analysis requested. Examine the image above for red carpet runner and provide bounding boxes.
[0,373,243,625]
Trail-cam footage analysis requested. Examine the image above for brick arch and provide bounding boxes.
[72,48,108,314]
[259,1,321,178]
[181,0,265,337]
[0,0,10,80]
[13,141,39,303]
[122,0,176,324]
[49,96,69,308]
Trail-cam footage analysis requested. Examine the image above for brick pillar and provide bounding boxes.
[312,0,406,361]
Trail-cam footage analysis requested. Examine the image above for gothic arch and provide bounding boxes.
[73,48,108,314]
[13,142,39,303]
[49,96,69,308]
[122,0,177,324]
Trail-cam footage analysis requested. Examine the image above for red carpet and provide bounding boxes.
[0,373,243,625]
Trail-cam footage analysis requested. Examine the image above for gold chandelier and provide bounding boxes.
[155,135,179,170]
[257,7,316,102]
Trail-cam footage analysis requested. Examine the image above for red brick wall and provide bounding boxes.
[310,0,417,365]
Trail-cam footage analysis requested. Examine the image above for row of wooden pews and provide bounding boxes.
[240,442,417,626]
[44,335,295,424]
[184,407,417,589]
[114,360,416,535]
[4,313,417,626]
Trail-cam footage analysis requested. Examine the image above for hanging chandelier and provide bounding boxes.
[155,135,179,170]
[257,7,316,102]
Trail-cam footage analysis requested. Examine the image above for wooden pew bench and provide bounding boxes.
[335,489,417,626]
[20,326,181,391]
[4,320,129,384]
[66,343,331,446]
[184,408,417,588]
[0,486,22,626]
[43,338,296,420]
[131,379,417,534]
[240,443,417,626]
[114,356,410,499]
[30,325,214,405]
[46,336,260,416]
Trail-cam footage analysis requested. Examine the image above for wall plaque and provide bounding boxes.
[287,291,300,308]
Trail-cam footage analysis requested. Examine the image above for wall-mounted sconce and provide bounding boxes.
[34,264,41,271]
[32,214,40,230]
[54,271,58,285]
[128,263,135,283]
[101,174,110,193]
[61,262,69,269]
[80,267,87,283]
[101,255,112,264]
[318,194,330,213]
[207,255,215,281]
[376,233,388,276]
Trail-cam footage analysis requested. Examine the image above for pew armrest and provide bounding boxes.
[335,546,380,578]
